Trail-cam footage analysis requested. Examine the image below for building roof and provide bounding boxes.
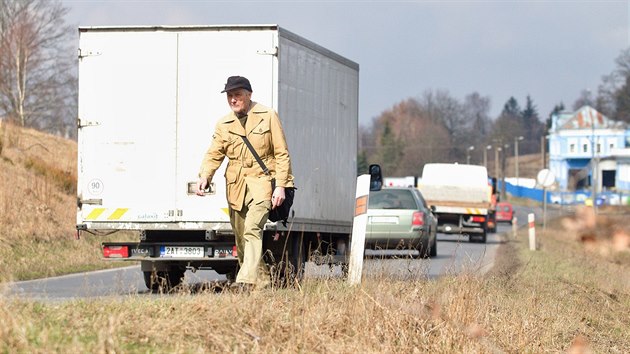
[553,105,626,131]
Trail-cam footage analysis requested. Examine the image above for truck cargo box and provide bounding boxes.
[77,25,359,234]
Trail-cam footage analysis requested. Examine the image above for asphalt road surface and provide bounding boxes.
[5,205,548,300]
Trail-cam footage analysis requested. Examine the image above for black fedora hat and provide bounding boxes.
[221,76,253,93]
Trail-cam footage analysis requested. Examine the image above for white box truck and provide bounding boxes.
[76,25,359,290]
[417,163,492,243]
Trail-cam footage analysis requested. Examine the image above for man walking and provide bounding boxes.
[197,76,294,292]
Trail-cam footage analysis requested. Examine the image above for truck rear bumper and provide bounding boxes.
[438,225,484,234]
[102,241,238,262]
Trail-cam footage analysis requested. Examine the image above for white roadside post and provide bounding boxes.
[347,174,371,285]
[528,213,536,251]
[512,216,518,239]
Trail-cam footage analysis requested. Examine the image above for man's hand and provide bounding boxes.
[196,178,208,196]
[271,186,286,209]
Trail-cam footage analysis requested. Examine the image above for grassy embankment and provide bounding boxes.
[1,123,629,352]
[0,122,129,282]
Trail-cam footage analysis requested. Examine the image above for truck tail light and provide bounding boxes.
[103,245,129,258]
[232,245,238,257]
[412,212,424,226]
[471,216,486,223]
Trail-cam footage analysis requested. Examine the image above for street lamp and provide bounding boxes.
[484,145,492,169]
[495,146,501,181]
[514,136,524,187]
[502,144,510,197]
[466,145,475,164]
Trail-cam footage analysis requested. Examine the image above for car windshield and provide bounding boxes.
[368,189,418,210]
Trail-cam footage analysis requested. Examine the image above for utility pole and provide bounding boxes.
[495,146,501,183]
[591,112,598,212]
[484,145,491,169]
[515,136,524,186]
[540,135,547,170]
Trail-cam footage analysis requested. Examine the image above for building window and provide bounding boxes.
[583,143,588,153]
[597,143,601,153]
[569,143,576,153]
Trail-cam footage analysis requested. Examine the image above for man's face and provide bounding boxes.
[226,89,252,116]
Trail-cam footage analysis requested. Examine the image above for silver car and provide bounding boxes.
[366,187,438,257]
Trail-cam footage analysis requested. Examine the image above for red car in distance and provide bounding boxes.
[495,202,514,224]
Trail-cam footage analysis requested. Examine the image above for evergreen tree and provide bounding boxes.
[502,97,521,118]
[520,96,544,154]
[376,121,403,176]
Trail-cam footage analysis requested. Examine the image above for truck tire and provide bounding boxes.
[475,231,487,243]
[267,233,306,288]
[143,269,185,293]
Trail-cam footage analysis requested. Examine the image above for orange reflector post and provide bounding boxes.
[355,195,368,216]
[103,245,129,258]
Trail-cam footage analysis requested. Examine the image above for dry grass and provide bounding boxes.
[0,212,628,353]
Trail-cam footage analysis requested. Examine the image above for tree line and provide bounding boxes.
[358,91,545,177]
[3,0,630,166]
[359,48,630,177]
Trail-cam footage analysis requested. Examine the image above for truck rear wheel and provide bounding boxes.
[265,233,306,288]
[470,231,487,243]
[143,269,185,292]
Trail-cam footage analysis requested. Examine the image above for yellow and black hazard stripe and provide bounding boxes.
[85,208,129,220]
[465,208,486,214]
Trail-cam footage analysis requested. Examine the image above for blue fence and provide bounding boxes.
[499,180,630,206]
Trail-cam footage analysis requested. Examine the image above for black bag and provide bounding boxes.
[269,178,295,225]
[241,136,295,226]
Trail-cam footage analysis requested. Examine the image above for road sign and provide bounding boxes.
[536,169,555,188]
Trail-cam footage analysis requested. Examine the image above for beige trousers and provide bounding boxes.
[229,186,271,286]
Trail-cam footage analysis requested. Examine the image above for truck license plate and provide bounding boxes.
[160,246,204,258]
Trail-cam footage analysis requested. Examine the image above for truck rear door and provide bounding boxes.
[77,31,179,223]
[175,29,276,221]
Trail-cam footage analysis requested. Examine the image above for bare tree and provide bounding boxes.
[419,89,468,160]
[462,92,491,150]
[592,47,630,123]
[0,0,75,136]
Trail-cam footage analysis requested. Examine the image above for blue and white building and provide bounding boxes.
[548,106,630,196]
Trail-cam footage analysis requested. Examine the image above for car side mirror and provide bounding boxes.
[369,164,383,191]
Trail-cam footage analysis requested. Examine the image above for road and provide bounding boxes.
[5,205,549,300]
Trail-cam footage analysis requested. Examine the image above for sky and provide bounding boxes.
[62,0,630,127]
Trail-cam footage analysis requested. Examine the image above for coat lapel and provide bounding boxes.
[246,102,265,136]
[226,114,246,136]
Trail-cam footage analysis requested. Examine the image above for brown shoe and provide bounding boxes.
[229,282,254,294]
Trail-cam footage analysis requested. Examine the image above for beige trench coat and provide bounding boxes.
[199,102,294,211]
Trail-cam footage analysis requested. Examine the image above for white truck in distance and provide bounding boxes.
[417,163,491,243]
[76,25,359,290]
